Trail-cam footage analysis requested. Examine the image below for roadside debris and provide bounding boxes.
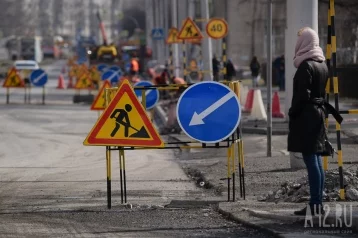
[258,169,358,202]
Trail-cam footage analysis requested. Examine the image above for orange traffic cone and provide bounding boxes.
[57,73,65,89]
[272,91,285,118]
[243,89,254,113]
[67,76,73,88]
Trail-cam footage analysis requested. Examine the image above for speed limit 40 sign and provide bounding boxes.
[206,18,229,39]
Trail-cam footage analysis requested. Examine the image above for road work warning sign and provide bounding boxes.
[74,73,94,89]
[177,17,203,40]
[84,79,164,147]
[166,27,183,44]
[91,81,112,110]
[2,68,24,88]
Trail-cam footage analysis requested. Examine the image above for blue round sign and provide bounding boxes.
[101,70,120,84]
[97,64,108,72]
[109,66,122,73]
[30,69,48,87]
[134,81,159,110]
[177,81,241,143]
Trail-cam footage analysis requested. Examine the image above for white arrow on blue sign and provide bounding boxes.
[30,69,48,87]
[151,28,164,40]
[97,64,108,72]
[108,66,123,76]
[101,70,120,84]
[176,81,241,144]
[134,81,159,110]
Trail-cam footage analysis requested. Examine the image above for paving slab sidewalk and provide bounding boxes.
[218,200,358,237]
[168,132,358,237]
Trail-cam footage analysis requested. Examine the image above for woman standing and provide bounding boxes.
[287,27,342,216]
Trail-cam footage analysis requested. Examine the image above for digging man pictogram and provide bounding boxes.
[10,75,20,86]
[185,25,193,37]
[110,104,150,138]
[110,104,132,137]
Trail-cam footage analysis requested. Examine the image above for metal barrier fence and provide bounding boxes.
[93,80,245,209]
[325,0,358,200]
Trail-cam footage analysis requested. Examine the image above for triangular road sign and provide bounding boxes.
[74,73,94,89]
[166,27,183,44]
[177,17,203,40]
[2,68,24,88]
[69,64,78,78]
[84,79,164,147]
[89,66,101,83]
[90,81,112,110]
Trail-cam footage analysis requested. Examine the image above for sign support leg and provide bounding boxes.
[42,86,45,105]
[119,149,124,204]
[231,143,235,202]
[227,147,231,202]
[28,86,31,104]
[106,146,112,209]
[6,88,9,104]
[24,87,27,104]
[228,82,236,202]
[182,41,187,82]
[123,150,127,203]
[240,140,246,200]
[237,128,243,198]
[222,37,227,81]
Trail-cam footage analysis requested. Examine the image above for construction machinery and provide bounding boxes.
[87,11,118,65]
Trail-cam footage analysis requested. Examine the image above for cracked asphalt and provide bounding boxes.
[0,60,270,237]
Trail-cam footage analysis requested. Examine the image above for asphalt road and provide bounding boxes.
[0,60,268,237]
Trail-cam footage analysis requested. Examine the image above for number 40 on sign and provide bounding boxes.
[206,18,228,39]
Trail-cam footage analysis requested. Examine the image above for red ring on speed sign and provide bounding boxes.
[206,18,229,39]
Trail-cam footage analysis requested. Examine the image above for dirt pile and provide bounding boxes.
[258,169,358,202]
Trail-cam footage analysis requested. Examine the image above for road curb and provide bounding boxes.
[243,207,358,233]
[217,204,284,238]
[241,127,289,135]
[342,130,358,144]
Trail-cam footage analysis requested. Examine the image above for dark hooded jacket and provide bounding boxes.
[287,60,328,154]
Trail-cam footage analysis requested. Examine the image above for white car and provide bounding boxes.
[13,60,40,85]
[13,60,39,71]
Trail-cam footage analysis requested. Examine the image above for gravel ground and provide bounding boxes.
[175,132,358,202]
[0,206,271,237]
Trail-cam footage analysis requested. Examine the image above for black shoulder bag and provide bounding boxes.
[314,99,342,157]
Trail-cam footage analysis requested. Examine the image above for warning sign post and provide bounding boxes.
[83,80,245,209]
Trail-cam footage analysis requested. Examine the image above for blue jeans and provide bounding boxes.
[302,154,325,205]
